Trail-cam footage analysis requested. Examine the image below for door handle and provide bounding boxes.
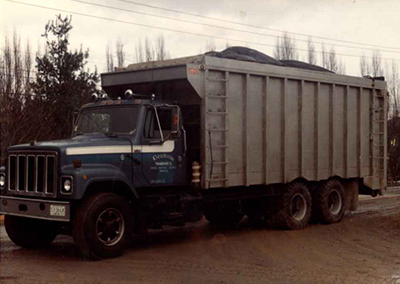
[127,155,141,165]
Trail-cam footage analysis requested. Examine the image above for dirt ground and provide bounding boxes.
[1,195,400,284]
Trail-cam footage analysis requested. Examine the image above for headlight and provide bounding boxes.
[61,176,73,194]
[64,180,71,191]
[0,174,5,188]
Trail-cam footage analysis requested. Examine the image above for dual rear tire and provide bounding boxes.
[313,179,346,224]
[276,182,312,230]
[245,179,346,230]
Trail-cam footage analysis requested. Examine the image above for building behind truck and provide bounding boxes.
[0,47,387,259]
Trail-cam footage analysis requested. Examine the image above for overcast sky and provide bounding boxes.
[1,0,400,77]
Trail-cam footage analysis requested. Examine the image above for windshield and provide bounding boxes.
[74,106,140,136]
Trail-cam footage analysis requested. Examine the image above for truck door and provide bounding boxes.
[141,106,186,186]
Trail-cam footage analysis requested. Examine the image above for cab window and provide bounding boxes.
[144,107,173,140]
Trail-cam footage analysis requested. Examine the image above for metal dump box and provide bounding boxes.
[102,55,387,191]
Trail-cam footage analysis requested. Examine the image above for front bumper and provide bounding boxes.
[0,196,70,222]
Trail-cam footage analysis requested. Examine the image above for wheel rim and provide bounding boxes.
[290,193,307,221]
[96,208,125,246]
[328,189,342,215]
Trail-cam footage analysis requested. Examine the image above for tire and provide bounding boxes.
[5,215,58,248]
[72,193,134,259]
[313,179,345,224]
[203,201,244,227]
[276,182,312,230]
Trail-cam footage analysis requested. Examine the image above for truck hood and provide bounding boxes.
[7,135,133,156]
[7,135,175,157]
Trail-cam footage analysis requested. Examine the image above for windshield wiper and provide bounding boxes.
[76,112,120,139]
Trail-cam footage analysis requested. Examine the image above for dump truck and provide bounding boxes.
[0,48,388,259]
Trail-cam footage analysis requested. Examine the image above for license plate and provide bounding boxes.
[50,205,66,217]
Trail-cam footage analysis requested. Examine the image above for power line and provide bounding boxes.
[6,0,400,63]
[71,0,400,55]
[116,0,400,52]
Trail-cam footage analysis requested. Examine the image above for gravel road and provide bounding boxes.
[1,194,400,284]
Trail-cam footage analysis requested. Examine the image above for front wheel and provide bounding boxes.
[5,215,58,248]
[72,193,133,259]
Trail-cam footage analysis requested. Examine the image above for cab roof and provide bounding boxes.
[81,98,165,109]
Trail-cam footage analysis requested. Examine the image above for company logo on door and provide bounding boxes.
[152,154,175,162]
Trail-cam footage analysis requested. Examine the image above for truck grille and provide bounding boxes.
[7,151,58,196]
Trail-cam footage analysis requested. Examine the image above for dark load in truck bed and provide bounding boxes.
[205,46,333,73]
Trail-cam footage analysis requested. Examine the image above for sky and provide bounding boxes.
[1,0,400,77]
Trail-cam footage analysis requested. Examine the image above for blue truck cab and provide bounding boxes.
[67,96,188,196]
[0,93,202,259]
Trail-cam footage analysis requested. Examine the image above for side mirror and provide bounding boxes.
[171,106,180,136]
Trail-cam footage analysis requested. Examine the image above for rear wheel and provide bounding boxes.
[72,193,133,259]
[313,179,345,224]
[5,215,58,248]
[276,182,312,230]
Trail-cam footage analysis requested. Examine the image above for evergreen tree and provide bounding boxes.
[32,15,99,139]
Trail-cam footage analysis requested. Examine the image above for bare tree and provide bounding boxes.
[155,34,167,61]
[273,37,282,60]
[360,54,371,76]
[337,60,346,75]
[318,45,346,74]
[359,51,383,77]
[13,30,23,95]
[328,47,338,73]
[372,49,384,77]
[0,32,36,161]
[388,60,400,118]
[145,37,154,62]
[106,41,114,72]
[116,39,125,68]
[134,39,144,63]
[205,38,216,52]
[2,35,13,96]
[387,60,400,182]
[307,37,316,65]
[321,43,329,69]
[1,19,99,163]
[274,33,298,60]
[24,40,32,91]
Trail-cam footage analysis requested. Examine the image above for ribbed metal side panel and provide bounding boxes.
[203,68,387,190]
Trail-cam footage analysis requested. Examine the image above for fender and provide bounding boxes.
[61,164,139,199]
